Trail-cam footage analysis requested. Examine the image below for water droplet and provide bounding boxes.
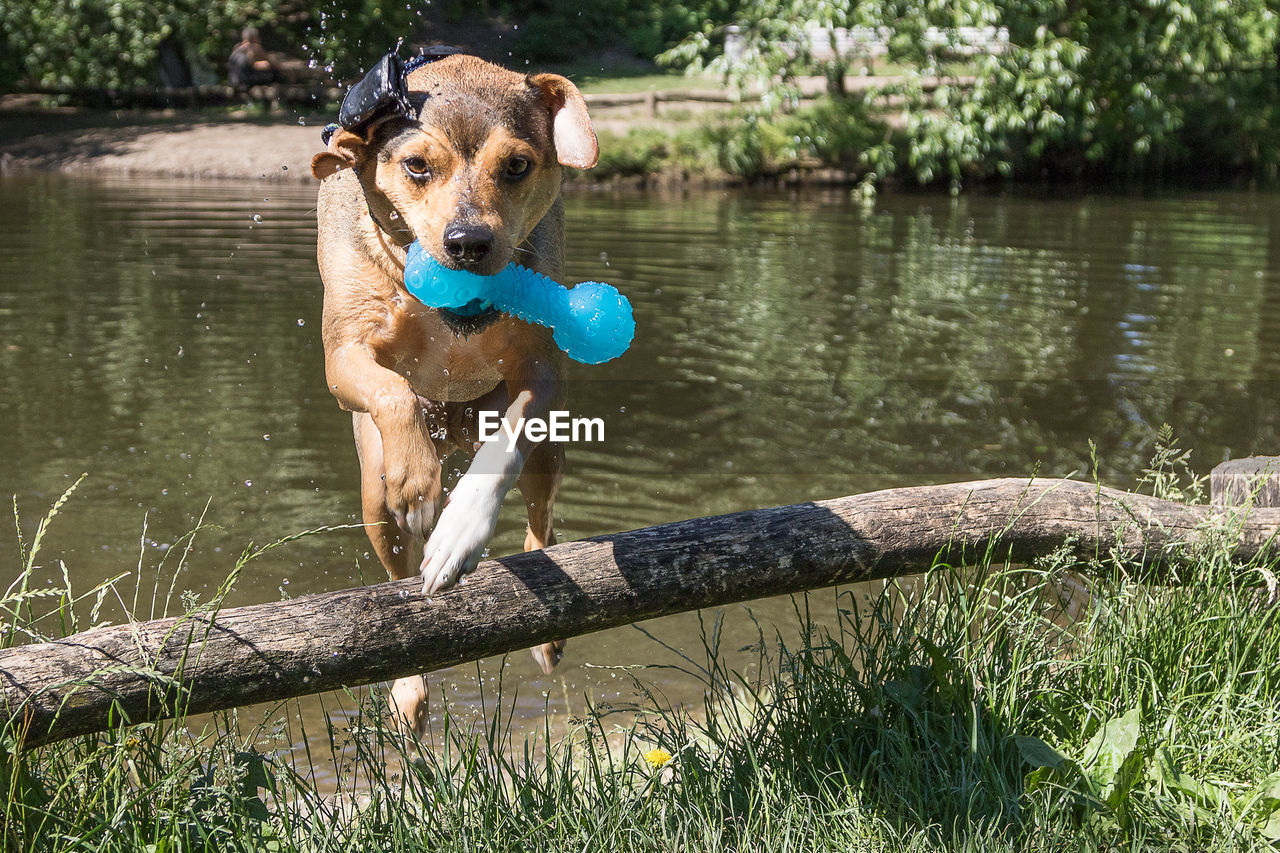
[252,214,263,223]
[297,318,306,326]
[298,116,307,126]
[262,434,271,441]
[244,479,253,487]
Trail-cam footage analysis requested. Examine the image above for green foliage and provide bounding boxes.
[504,0,743,62]
[702,96,880,179]
[0,0,275,90]
[623,0,746,59]
[298,0,420,84]
[1021,709,1280,839]
[664,0,1280,186]
[902,0,1280,183]
[508,0,629,63]
[661,0,859,103]
[1135,423,1207,505]
[0,0,736,93]
[589,127,712,177]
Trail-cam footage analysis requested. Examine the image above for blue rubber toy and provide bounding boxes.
[403,242,635,365]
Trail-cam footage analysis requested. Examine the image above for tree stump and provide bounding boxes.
[1211,456,1280,607]
[1211,456,1280,508]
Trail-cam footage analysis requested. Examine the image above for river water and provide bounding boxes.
[2,172,1278,772]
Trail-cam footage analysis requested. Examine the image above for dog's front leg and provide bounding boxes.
[420,364,561,594]
[326,341,441,540]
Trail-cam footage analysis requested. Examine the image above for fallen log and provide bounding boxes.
[3,476,1279,748]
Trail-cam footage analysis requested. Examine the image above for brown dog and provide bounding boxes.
[310,52,597,733]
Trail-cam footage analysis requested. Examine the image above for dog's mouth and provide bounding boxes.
[433,252,508,336]
[438,301,502,336]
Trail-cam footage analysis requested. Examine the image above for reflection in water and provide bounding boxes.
[2,174,1280,780]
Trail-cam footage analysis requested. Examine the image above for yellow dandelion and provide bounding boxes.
[643,748,672,769]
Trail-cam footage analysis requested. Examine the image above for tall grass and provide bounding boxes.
[4,444,1280,851]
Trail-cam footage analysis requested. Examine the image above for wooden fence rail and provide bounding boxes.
[3,473,1280,748]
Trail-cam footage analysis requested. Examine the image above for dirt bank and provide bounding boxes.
[0,106,328,182]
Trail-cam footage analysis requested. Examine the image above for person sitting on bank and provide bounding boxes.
[227,27,278,91]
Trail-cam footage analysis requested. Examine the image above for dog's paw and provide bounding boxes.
[388,675,429,737]
[419,474,504,594]
[531,639,566,674]
[383,444,441,540]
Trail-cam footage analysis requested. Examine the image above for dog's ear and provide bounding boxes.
[528,73,598,169]
[311,128,367,180]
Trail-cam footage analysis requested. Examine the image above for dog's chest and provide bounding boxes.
[389,313,504,402]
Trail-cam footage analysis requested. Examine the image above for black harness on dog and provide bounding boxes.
[320,44,464,146]
[321,45,466,248]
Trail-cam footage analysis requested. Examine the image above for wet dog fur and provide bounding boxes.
[310,54,597,734]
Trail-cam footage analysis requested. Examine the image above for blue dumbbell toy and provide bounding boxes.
[403,242,634,365]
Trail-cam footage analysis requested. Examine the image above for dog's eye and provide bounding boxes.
[505,157,531,179]
[402,157,431,180]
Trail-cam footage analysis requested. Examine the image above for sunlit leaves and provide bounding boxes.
[0,0,273,90]
[664,0,1280,185]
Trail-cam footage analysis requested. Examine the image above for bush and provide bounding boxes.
[701,97,881,180]
[0,0,274,90]
[663,0,1280,187]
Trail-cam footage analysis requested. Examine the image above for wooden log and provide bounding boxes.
[1211,456,1280,508]
[3,477,1279,748]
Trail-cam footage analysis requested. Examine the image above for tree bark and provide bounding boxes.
[3,477,1278,748]
[1211,456,1280,508]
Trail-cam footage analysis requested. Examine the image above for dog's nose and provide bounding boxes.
[443,223,494,265]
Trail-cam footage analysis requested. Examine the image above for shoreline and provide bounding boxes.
[0,104,862,189]
[0,107,341,183]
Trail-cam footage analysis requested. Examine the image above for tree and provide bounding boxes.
[662,0,1280,186]
[296,0,419,84]
[0,0,276,90]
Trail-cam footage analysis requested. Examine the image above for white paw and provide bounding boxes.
[420,474,504,594]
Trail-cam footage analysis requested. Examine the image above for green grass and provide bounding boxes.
[574,98,886,182]
[4,440,1280,851]
[583,127,717,179]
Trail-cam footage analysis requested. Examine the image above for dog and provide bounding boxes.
[310,47,597,734]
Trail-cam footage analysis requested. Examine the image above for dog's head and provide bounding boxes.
[312,51,597,281]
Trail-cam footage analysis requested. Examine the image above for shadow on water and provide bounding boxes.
[3,172,1280,784]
